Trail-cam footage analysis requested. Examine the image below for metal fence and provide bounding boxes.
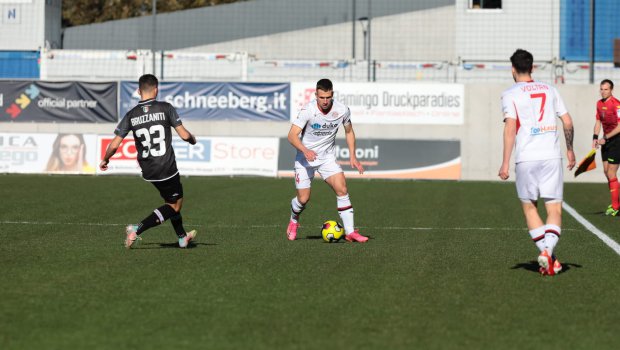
[38,49,620,85]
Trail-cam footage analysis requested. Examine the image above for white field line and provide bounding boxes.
[563,202,620,256]
[0,220,579,231]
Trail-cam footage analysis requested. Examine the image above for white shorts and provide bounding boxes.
[294,157,343,189]
[515,159,563,202]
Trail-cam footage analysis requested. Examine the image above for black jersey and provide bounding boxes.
[115,98,182,181]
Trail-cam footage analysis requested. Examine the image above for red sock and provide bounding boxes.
[610,178,619,210]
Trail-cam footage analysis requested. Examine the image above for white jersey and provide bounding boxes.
[292,99,351,163]
[501,81,568,163]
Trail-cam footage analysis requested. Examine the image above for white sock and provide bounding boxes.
[290,197,305,223]
[528,226,546,252]
[544,224,561,256]
[337,194,355,234]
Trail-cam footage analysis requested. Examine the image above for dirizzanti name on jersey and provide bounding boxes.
[130,112,166,127]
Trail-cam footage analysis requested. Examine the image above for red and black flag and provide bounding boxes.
[575,149,597,177]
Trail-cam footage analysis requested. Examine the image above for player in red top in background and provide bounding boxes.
[592,79,620,216]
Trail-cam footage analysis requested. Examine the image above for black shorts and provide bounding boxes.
[151,173,184,203]
[602,136,620,164]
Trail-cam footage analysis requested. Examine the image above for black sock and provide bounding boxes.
[170,213,186,238]
[136,205,177,235]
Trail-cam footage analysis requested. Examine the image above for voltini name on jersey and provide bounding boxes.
[520,83,550,92]
[530,125,556,135]
[131,112,166,126]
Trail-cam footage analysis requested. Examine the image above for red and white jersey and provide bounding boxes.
[501,81,568,163]
[292,99,351,163]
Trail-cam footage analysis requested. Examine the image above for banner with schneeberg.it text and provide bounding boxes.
[290,82,464,124]
[120,81,290,121]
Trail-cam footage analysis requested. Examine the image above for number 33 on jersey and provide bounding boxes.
[114,98,182,181]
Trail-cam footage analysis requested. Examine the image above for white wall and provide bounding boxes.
[0,83,605,184]
[184,6,455,61]
[0,0,60,51]
[455,0,560,62]
[0,0,44,50]
[44,0,62,49]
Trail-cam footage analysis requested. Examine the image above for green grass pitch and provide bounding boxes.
[1,174,619,350]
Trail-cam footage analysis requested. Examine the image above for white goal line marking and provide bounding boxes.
[0,220,579,232]
[563,202,620,256]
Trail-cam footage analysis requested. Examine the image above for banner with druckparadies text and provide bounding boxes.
[290,82,464,125]
[97,135,280,177]
[0,81,117,122]
[120,81,290,122]
[0,133,98,174]
[278,138,461,180]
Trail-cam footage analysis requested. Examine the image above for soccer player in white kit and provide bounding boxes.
[286,79,369,243]
[498,49,576,276]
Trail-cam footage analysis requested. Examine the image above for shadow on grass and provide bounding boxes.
[510,260,582,274]
[137,242,217,249]
[304,235,373,243]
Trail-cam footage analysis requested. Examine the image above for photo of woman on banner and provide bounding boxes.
[45,133,95,173]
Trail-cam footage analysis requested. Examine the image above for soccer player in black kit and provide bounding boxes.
[100,74,198,248]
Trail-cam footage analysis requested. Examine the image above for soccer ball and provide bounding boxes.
[321,220,344,243]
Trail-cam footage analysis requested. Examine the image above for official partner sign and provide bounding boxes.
[0,81,117,122]
[120,81,290,121]
[291,82,464,125]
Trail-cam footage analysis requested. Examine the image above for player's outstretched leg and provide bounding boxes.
[537,250,555,276]
[553,256,562,274]
[178,230,197,248]
[345,229,369,243]
[286,221,299,241]
[171,213,197,248]
[287,197,305,241]
[336,194,368,243]
[125,224,141,248]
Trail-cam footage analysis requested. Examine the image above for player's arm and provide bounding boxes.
[175,125,196,145]
[593,119,602,149]
[99,135,124,171]
[498,117,516,180]
[601,124,620,144]
[287,124,316,161]
[560,113,576,170]
[344,123,364,174]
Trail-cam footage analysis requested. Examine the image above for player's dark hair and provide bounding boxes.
[139,74,159,92]
[601,79,614,90]
[510,49,533,74]
[316,78,333,92]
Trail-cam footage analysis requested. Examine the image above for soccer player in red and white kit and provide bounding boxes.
[286,78,368,243]
[591,79,620,216]
[498,49,576,276]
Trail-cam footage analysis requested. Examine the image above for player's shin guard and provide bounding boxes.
[544,224,561,256]
[528,226,547,252]
[337,194,355,234]
[290,197,305,223]
[136,204,177,235]
[170,213,186,238]
[610,178,619,210]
